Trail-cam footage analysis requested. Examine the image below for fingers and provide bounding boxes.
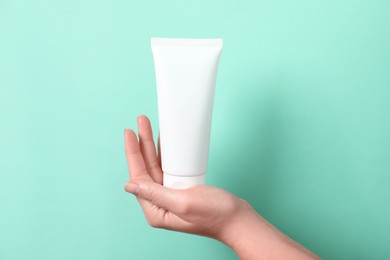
[125,181,186,215]
[137,116,163,184]
[124,129,152,182]
[125,181,194,231]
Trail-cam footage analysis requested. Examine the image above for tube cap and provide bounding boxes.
[163,173,205,189]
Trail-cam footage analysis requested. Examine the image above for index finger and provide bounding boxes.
[124,129,152,181]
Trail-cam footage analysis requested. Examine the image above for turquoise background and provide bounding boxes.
[1,0,389,259]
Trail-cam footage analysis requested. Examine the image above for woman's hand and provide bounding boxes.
[124,115,319,260]
[124,115,246,240]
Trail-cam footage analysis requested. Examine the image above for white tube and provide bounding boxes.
[151,37,223,189]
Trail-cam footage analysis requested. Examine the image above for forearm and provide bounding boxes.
[217,201,319,260]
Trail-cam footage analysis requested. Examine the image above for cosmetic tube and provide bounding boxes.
[151,37,223,189]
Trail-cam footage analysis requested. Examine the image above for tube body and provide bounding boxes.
[151,37,223,189]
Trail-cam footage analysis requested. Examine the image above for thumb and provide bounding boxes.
[125,181,185,212]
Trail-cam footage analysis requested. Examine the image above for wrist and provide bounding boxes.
[216,199,318,260]
[216,199,268,257]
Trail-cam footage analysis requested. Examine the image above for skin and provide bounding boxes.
[124,115,319,260]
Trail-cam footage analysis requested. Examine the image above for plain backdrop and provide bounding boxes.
[1,0,389,259]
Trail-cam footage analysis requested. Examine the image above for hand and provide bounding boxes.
[124,115,319,259]
[123,115,246,239]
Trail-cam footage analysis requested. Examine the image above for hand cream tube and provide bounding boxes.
[151,37,223,189]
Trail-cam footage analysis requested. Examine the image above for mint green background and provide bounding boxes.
[1,0,389,259]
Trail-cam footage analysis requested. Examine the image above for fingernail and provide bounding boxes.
[124,128,131,135]
[125,183,139,195]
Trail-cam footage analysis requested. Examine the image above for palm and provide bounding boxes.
[124,116,241,236]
